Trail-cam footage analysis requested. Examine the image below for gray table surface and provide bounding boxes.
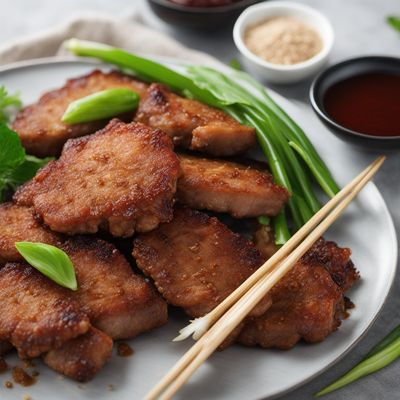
[1,0,400,399]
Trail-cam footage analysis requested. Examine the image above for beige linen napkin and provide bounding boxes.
[0,11,221,67]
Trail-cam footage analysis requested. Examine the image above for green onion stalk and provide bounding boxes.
[62,88,140,124]
[316,325,400,396]
[66,39,340,244]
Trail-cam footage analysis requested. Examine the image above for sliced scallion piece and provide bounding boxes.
[15,242,78,291]
[316,326,400,396]
[62,88,140,124]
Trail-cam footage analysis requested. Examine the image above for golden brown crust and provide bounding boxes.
[238,238,359,349]
[0,262,90,358]
[135,83,256,156]
[62,236,168,339]
[43,327,113,382]
[14,120,180,237]
[177,154,290,217]
[133,207,271,318]
[0,202,62,264]
[12,70,148,157]
[302,238,359,292]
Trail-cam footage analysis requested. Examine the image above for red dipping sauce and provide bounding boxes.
[323,72,400,137]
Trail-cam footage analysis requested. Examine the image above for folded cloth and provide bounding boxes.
[0,11,221,67]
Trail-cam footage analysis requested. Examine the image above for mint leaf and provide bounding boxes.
[387,16,400,32]
[0,86,22,123]
[0,123,51,200]
[7,155,53,190]
[0,123,25,172]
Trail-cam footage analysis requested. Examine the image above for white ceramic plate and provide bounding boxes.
[0,58,397,400]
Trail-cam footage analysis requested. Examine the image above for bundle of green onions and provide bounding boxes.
[66,39,339,244]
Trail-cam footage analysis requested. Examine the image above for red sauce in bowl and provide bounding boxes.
[169,0,242,7]
[323,72,400,137]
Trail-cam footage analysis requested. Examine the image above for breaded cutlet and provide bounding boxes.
[0,202,62,264]
[133,207,271,318]
[177,154,289,218]
[135,83,256,156]
[62,236,168,340]
[43,327,113,382]
[239,238,359,349]
[0,262,90,358]
[14,120,180,237]
[12,70,148,157]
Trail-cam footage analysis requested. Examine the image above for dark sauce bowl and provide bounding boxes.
[147,0,262,30]
[310,56,400,149]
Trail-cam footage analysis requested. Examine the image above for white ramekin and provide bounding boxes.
[233,1,334,84]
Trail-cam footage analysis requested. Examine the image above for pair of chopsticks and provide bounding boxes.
[146,156,385,400]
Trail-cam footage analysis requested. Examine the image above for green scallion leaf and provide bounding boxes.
[15,242,78,291]
[257,216,270,225]
[62,88,140,124]
[0,86,22,123]
[229,59,242,71]
[316,328,400,396]
[366,325,400,358]
[387,16,400,32]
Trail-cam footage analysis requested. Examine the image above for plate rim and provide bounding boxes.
[0,57,397,399]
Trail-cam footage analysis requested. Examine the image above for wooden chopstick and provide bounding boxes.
[146,156,385,400]
[174,155,385,344]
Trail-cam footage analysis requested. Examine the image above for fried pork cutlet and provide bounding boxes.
[0,262,90,358]
[135,83,256,156]
[12,70,149,157]
[133,207,271,318]
[177,154,290,218]
[43,327,113,382]
[0,202,62,264]
[238,238,359,349]
[62,237,168,339]
[14,120,180,237]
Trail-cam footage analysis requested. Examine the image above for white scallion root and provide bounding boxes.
[173,316,211,342]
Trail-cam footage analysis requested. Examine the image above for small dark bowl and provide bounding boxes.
[147,0,262,30]
[310,56,400,150]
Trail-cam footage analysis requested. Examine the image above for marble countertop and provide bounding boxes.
[2,0,399,399]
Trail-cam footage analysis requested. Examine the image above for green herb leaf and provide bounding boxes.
[229,59,242,71]
[257,216,270,225]
[7,155,53,190]
[0,123,51,200]
[0,86,22,123]
[0,122,25,172]
[316,326,400,396]
[316,336,400,396]
[62,88,140,124]
[366,325,400,358]
[387,16,400,32]
[15,242,78,291]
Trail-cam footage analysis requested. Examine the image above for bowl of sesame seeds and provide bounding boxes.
[233,1,334,84]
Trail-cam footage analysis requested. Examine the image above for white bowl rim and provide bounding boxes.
[233,1,334,72]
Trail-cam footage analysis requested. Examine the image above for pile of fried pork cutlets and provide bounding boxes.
[0,70,359,382]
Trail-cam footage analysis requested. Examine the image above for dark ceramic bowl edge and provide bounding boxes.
[148,0,259,13]
[310,56,400,147]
